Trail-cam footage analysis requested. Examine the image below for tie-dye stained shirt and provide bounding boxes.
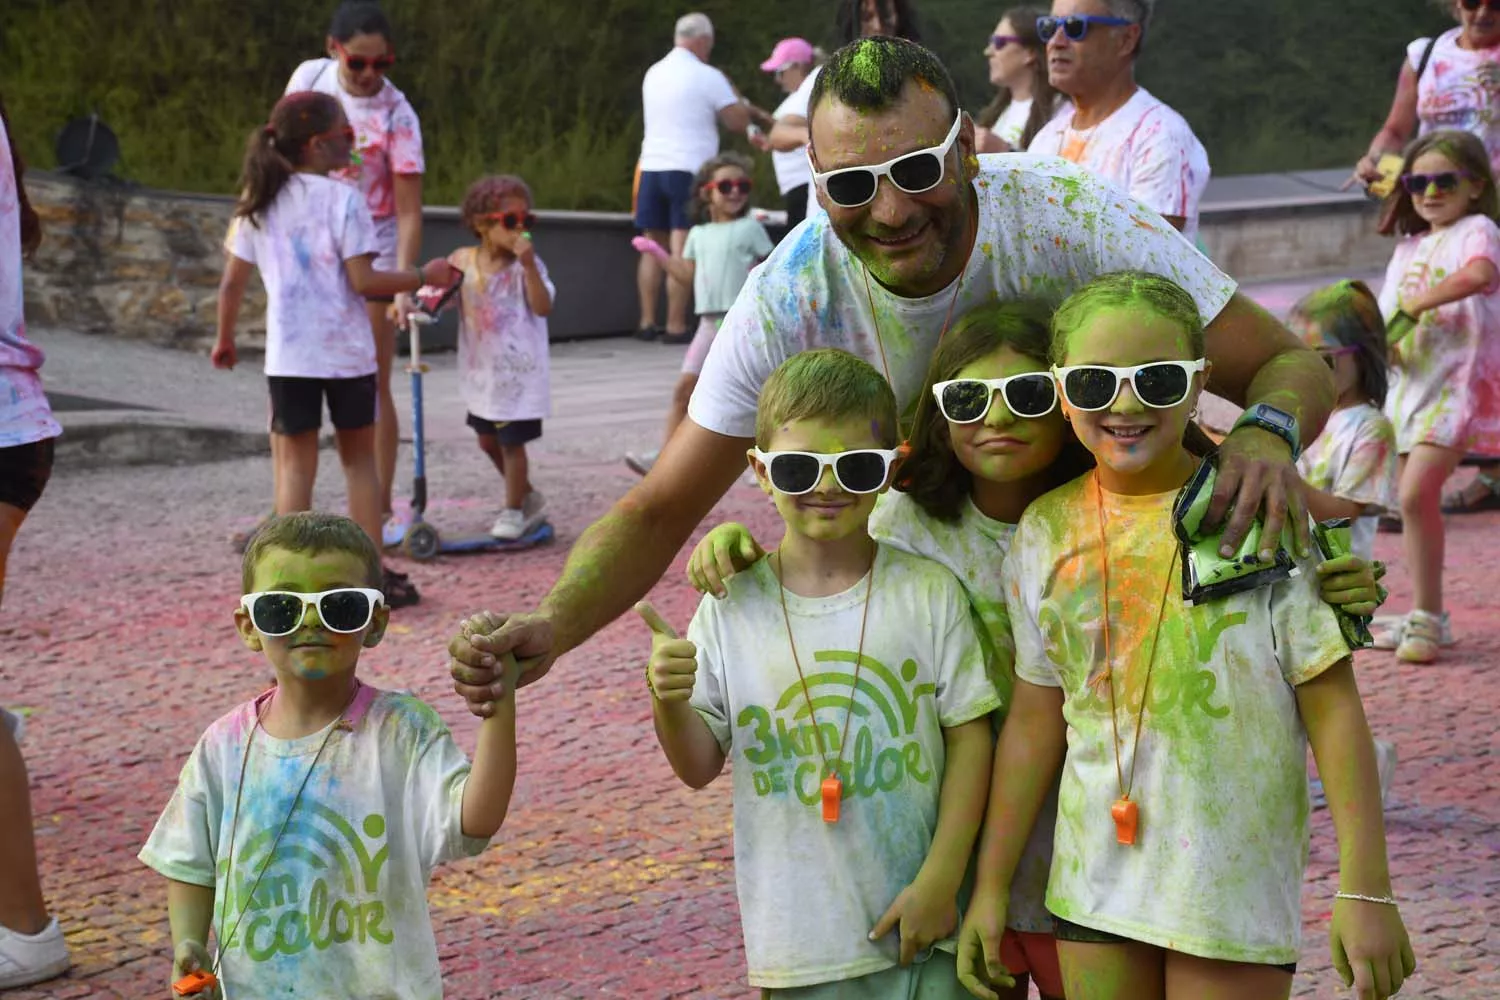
[1297,403,1399,561]
[1410,30,1500,173]
[448,247,554,422]
[225,175,381,379]
[867,491,1058,935]
[1028,88,1212,240]
[687,545,1000,989]
[1004,472,1349,965]
[689,155,1236,440]
[285,60,425,222]
[139,684,487,1000]
[0,116,61,449]
[1378,213,1500,457]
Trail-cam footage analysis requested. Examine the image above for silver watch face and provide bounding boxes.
[1257,406,1295,431]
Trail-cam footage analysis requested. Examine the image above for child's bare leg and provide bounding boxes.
[500,444,530,510]
[662,374,698,447]
[475,431,506,477]
[1165,951,1292,1000]
[1059,938,1165,1000]
[335,425,383,549]
[637,228,668,330]
[0,721,48,935]
[1399,443,1464,613]
[0,502,27,612]
[274,430,319,516]
[367,300,400,518]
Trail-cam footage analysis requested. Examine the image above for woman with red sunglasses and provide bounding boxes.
[280,1,427,605]
[1352,0,1500,518]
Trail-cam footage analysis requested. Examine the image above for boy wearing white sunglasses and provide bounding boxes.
[640,349,1001,996]
[138,512,518,1000]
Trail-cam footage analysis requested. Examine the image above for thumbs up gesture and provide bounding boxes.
[636,602,699,703]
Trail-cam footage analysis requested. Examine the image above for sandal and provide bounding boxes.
[1441,470,1500,514]
[382,566,422,609]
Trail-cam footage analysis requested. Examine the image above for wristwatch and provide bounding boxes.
[1231,403,1301,460]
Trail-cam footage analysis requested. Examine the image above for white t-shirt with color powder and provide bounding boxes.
[226,174,382,380]
[1029,88,1212,240]
[867,491,1057,935]
[1297,402,1399,561]
[1409,30,1500,173]
[689,154,1238,439]
[1004,472,1351,965]
[770,68,819,194]
[683,216,774,315]
[448,246,555,423]
[687,545,1001,989]
[0,115,61,450]
[138,684,489,1000]
[639,47,738,174]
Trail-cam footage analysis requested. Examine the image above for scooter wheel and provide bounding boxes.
[403,523,440,561]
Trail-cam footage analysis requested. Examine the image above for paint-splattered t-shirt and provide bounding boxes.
[226,174,381,380]
[1378,213,1500,457]
[1029,87,1212,240]
[1297,403,1399,561]
[448,246,554,422]
[1004,472,1349,965]
[688,545,1000,989]
[689,156,1236,439]
[0,114,61,450]
[139,684,487,1000]
[867,491,1058,936]
[1410,30,1500,174]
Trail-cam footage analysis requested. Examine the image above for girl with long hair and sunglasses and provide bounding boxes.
[625,152,773,477]
[281,0,426,582]
[975,7,1063,154]
[1373,129,1500,662]
[963,271,1413,1000]
[212,92,453,573]
[449,175,555,542]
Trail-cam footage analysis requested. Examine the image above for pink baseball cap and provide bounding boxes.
[761,38,815,72]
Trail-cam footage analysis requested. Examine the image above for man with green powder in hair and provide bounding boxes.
[448,36,1336,707]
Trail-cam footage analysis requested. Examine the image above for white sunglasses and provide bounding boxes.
[240,588,385,637]
[1051,360,1207,412]
[751,448,900,495]
[809,113,964,208]
[931,374,1059,423]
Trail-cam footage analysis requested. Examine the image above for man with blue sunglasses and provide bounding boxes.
[1028,0,1212,240]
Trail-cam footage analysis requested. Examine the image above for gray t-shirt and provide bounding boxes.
[683,216,774,315]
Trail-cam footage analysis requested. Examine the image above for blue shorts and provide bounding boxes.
[634,170,695,232]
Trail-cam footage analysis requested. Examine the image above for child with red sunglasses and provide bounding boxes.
[448,175,555,542]
[625,151,773,477]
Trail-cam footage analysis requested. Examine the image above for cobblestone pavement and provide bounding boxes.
[2,276,1496,998]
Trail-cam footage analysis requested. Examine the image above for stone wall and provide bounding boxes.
[24,171,266,351]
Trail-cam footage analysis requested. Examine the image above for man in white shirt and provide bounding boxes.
[635,12,759,344]
[448,37,1335,709]
[1027,0,1211,239]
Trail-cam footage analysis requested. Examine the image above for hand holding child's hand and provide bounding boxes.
[687,522,765,598]
[631,236,670,262]
[171,940,220,998]
[955,888,1017,999]
[635,602,698,702]
[1330,897,1415,999]
[869,874,959,966]
[210,337,236,370]
[1317,554,1386,618]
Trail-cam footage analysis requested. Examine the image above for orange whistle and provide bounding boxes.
[821,775,842,824]
[1111,797,1139,845]
[173,970,218,996]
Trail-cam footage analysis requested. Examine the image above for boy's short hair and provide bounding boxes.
[460,175,534,236]
[755,349,899,449]
[241,512,382,593]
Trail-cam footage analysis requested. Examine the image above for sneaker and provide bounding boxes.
[1372,611,1454,650]
[381,566,421,609]
[634,325,660,342]
[490,508,528,540]
[1374,739,1397,806]
[1308,775,1326,810]
[0,918,70,989]
[624,451,658,477]
[381,513,408,549]
[1397,609,1443,663]
[660,330,694,346]
[522,490,546,521]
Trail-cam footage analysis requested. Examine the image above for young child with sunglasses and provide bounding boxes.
[625,152,772,477]
[1374,128,1500,662]
[138,512,518,1000]
[449,174,555,541]
[972,271,1413,1000]
[212,92,454,568]
[640,349,1001,996]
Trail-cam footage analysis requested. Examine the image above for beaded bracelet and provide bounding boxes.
[1335,892,1398,906]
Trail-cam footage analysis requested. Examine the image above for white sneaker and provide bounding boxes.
[1372,611,1454,651]
[522,490,546,520]
[1374,740,1397,806]
[0,918,70,989]
[490,509,526,541]
[380,513,408,549]
[624,451,658,477]
[1397,609,1444,663]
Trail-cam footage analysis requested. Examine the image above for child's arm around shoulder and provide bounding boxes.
[637,601,726,789]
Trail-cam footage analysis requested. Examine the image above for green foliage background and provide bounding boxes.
[0,0,1453,210]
